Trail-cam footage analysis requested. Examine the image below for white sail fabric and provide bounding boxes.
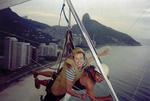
[0,0,30,10]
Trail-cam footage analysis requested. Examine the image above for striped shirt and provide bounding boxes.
[66,67,76,81]
[66,63,87,81]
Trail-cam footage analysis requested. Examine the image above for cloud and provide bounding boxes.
[142,14,150,18]
[12,8,59,25]
[140,8,150,18]
[18,10,57,18]
[144,8,150,12]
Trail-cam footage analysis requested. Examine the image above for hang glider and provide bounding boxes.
[0,0,30,10]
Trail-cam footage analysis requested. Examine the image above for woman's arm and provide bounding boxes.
[85,81,98,101]
[86,81,112,101]
[66,80,86,99]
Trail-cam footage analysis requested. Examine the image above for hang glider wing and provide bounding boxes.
[0,0,31,10]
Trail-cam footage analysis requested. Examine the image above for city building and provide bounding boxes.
[4,37,18,70]
[3,37,59,71]
[17,42,27,68]
[38,43,46,56]
[73,33,82,46]
[11,38,18,70]
[49,43,58,57]
[25,43,32,65]
[31,46,39,63]
[38,43,58,58]
[3,37,38,70]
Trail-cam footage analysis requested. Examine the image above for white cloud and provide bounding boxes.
[25,11,57,17]
[142,14,150,18]
[144,8,150,12]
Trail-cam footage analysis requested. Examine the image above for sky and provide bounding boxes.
[11,0,150,39]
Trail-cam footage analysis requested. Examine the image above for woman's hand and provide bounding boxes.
[87,47,110,64]
[97,47,110,57]
[80,93,87,100]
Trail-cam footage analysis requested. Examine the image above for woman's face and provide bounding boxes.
[74,53,85,68]
[94,72,103,83]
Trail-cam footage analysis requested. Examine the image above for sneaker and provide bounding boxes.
[34,78,40,89]
[32,71,38,78]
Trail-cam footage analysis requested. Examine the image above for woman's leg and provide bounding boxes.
[38,71,54,77]
[34,78,49,89]
[33,71,55,78]
[38,79,49,86]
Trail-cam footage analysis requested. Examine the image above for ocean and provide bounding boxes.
[0,46,150,101]
[108,46,150,101]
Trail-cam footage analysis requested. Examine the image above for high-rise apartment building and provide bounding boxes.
[4,37,18,70]
[38,43,58,57]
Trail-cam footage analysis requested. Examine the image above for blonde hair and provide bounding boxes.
[72,47,85,56]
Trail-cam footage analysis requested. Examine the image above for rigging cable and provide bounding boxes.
[57,2,74,72]
[58,0,69,26]
[125,5,150,36]
[129,68,146,101]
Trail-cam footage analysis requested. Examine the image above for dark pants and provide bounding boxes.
[43,92,65,101]
[73,80,86,90]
